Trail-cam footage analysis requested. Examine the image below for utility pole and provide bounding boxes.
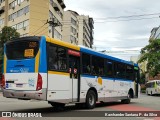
[47,18,61,38]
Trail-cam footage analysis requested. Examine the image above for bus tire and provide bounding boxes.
[121,93,131,104]
[49,102,65,109]
[86,90,96,109]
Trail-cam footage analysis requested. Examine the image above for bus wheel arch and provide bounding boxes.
[121,88,133,104]
[128,88,134,98]
[85,87,98,109]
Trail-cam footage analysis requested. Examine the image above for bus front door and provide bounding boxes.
[69,56,80,102]
[134,69,139,98]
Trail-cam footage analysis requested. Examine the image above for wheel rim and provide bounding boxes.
[89,94,94,105]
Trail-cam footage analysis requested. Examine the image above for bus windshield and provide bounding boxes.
[6,40,39,60]
[157,81,160,86]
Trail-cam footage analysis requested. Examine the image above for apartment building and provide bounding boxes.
[0,0,65,40]
[63,10,94,48]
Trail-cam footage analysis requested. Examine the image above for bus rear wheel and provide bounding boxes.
[86,90,96,109]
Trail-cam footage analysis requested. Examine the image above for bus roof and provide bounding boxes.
[80,46,138,66]
[45,36,80,51]
[5,36,41,44]
[6,36,138,67]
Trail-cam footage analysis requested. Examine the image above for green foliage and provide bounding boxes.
[138,39,160,77]
[0,26,20,74]
[140,72,145,84]
[0,26,20,53]
[141,87,146,93]
[0,26,20,47]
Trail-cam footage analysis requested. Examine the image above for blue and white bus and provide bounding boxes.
[1,36,140,109]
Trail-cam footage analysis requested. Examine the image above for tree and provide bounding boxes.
[0,26,20,76]
[140,72,145,84]
[138,39,160,77]
[0,26,20,47]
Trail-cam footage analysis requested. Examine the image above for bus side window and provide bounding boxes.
[115,63,126,79]
[91,65,96,75]
[126,65,134,80]
[91,56,104,76]
[82,53,91,74]
[99,67,104,75]
[105,60,113,77]
[48,44,67,71]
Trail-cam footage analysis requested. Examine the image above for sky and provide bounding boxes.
[64,0,160,60]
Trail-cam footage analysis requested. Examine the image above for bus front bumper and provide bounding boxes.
[2,88,47,100]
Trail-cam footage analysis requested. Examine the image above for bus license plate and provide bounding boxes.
[16,84,23,87]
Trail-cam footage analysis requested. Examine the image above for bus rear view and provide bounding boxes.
[1,36,47,100]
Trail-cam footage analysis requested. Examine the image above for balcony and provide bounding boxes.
[0,6,4,14]
[60,2,66,9]
[57,0,62,3]
[52,2,60,11]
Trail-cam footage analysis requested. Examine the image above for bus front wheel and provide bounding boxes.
[121,93,131,104]
[49,102,65,109]
[86,90,96,109]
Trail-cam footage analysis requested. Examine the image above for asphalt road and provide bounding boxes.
[0,93,160,120]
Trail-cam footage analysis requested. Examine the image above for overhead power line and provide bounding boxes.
[34,26,48,36]
[30,21,48,36]
[95,16,159,23]
[94,12,160,20]
[61,16,159,24]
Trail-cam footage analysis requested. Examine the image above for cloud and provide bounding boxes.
[65,0,160,60]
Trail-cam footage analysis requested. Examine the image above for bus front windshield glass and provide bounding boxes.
[6,40,39,60]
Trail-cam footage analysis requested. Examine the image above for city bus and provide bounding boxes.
[146,80,160,95]
[1,36,140,109]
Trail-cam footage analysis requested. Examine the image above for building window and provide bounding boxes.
[70,35,76,43]
[0,0,5,4]
[71,18,76,26]
[57,11,63,19]
[23,5,29,14]
[71,26,76,35]
[23,20,29,27]
[9,0,25,9]
[12,19,29,30]
[0,18,4,25]
[12,25,17,29]
[9,1,16,9]
[17,9,23,17]
[49,10,53,18]
[17,22,23,29]
[54,29,62,40]
[8,6,29,21]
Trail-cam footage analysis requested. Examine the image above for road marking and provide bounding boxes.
[107,104,160,120]
[107,104,155,111]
